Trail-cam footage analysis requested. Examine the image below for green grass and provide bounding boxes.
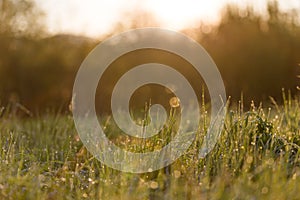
[0,92,299,200]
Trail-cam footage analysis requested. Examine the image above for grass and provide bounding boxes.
[0,91,299,200]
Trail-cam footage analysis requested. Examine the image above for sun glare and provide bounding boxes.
[36,0,226,37]
[144,0,224,29]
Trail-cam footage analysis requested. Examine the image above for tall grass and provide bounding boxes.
[0,92,299,199]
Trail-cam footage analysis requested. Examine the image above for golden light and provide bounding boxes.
[144,0,223,29]
[36,0,225,37]
[36,0,300,37]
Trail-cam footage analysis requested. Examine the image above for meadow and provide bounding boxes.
[0,91,299,200]
[1,1,300,199]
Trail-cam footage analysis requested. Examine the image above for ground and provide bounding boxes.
[0,93,299,200]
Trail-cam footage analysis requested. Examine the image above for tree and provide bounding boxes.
[0,0,44,37]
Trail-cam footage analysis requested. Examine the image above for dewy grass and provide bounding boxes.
[0,93,299,199]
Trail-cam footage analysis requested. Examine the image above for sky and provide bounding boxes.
[35,0,300,38]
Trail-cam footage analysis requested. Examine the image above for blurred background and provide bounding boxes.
[0,0,300,112]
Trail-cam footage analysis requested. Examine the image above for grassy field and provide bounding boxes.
[0,92,299,200]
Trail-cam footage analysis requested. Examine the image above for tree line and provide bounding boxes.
[0,0,299,111]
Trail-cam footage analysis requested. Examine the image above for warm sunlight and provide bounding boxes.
[144,0,225,29]
[35,0,300,37]
[35,0,228,37]
[2,0,300,198]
